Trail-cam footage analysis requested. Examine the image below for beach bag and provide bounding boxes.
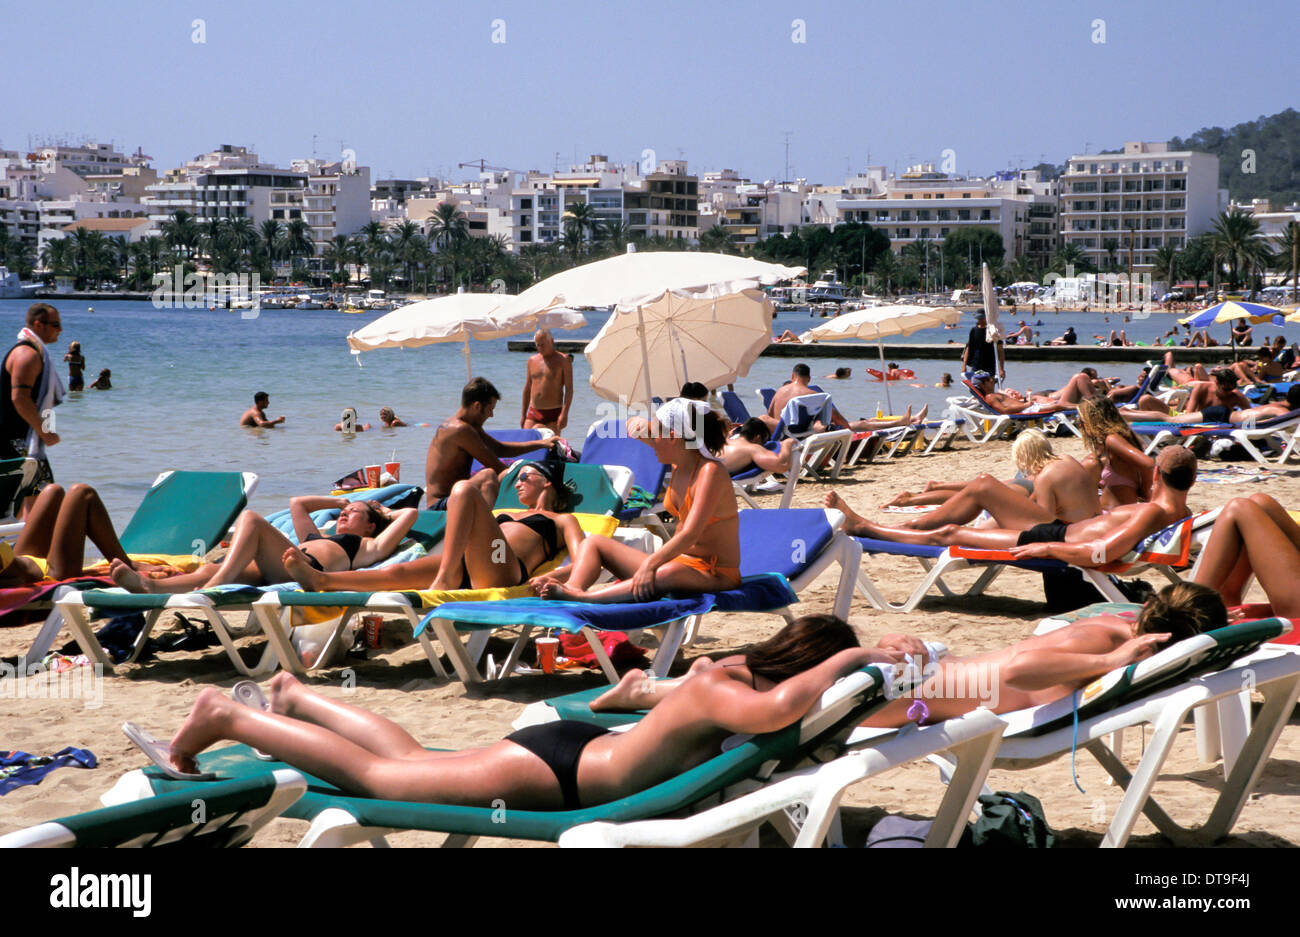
[966,791,1055,848]
[866,815,932,848]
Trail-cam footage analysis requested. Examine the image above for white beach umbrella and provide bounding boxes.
[585,287,774,405]
[799,304,961,411]
[982,262,1004,346]
[495,249,807,318]
[346,291,584,379]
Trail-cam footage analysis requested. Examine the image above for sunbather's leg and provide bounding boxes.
[12,484,66,558]
[1182,382,1214,414]
[465,466,500,507]
[881,482,963,508]
[1054,372,1097,405]
[545,533,646,592]
[429,479,521,591]
[832,516,1022,549]
[1193,496,1300,616]
[42,483,133,580]
[109,508,287,592]
[824,490,873,535]
[898,474,1043,531]
[844,405,926,431]
[282,547,444,591]
[266,672,426,758]
[168,687,566,807]
[540,559,729,603]
[110,561,230,594]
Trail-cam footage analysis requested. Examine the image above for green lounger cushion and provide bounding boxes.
[494,462,623,516]
[118,471,250,555]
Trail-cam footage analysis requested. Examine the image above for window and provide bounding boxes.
[917,209,931,220]
[899,210,912,221]
[941,227,950,236]
[919,228,931,238]
[957,209,970,220]
[1131,162,1140,172]
[962,193,971,198]
[904,194,913,199]
[1174,160,1184,171]
[1089,163,1098,173]
[979,209,991,220]
[897,228,910,238]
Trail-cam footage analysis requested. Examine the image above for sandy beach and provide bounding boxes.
[3,432,1299,848]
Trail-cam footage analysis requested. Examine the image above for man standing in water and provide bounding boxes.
[239,391,285,427]
[2,303,64,512]
[521,327,573,434]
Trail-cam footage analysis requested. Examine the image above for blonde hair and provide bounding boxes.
[1012,429,1057,477]
[1077,396,1142,457]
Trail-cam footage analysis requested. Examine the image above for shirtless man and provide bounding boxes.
[844,445,1196,570]
[828,434,1101,534]
[758,363,927,434]
[239,391,285,428]
[428,377,562,508]
[521,328,573,434]
[1122,369,1251,423]
[969,372,1075,415]
[1229,346,1285,385]
[722,418,796,475]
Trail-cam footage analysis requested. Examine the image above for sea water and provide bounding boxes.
[0,298,1218,527]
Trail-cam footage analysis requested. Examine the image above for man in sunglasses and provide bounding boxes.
[2,303,65,512]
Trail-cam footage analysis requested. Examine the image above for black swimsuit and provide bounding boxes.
[504,722,611,809]
[301,532,364,572]
[1016,521,1071,546]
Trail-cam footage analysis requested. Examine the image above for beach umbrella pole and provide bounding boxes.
[638,305,654,415]
[876,337,893,412]
[463,339,472,381]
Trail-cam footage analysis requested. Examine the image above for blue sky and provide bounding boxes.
[4,0,1295,183]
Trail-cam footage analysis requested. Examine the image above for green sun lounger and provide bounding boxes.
[100,664,1004,847]
[28,470,260,665]
[1,769,305,848]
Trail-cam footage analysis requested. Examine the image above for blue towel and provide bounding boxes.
[1,747,96,796]
[418,573,798,636]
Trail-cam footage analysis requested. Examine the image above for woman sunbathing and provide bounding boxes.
[283,458,584,593]
[109,496,416,593]
[0,483,136,586]
[1078,396,1154,507]
[860,582,1222,726]
[1191,493,1300,621]
[833,429,1101,533]
[128,614,902,808]
[534,398,742,603]
[878,430,1053,509]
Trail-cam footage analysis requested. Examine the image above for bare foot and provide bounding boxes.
[911,404,929,424]
[882,490,915,508]
[824,490,853,517]
[168,687,233,774]
[267,671,301,716]
[590,667,650,711]
[110,558,154,594]
[538,580,583,601]
[282,547,325,590]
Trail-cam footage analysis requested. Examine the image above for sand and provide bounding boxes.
[3,432,1299,848]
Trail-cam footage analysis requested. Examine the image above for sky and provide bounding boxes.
[3,0,1296,185]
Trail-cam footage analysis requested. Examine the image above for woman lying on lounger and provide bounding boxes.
[109,496,416,593]
[877,430,1057,509]
[831,429,1101,533]
[0,483,137,586]
[534,398,742,603]
[856,582,1223,726]
[128,614,906,807]
[1190,492,1300,621]
[283,457,584,593]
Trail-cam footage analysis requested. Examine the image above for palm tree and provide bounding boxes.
[284,219,315,277]
[322,234,352,285]
[872,249,900,295]
[159,210,200,261]
[1210,209,1272,290]
[259,220,284,270]
[1102,239,1120,272]
[698,225,735,255]
[6,240,35,280]
[226,218,258,267]
[1152,244,1180,293]
[388,220,423,288]
[1049,242,1090,275]
[427,203,469,286]
[596,219,630,255]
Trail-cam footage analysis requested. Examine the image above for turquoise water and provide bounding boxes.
[0,297,1212,527]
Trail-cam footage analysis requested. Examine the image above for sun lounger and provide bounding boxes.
[1,769,305,848]
[0,455,40,537]
[470,427,553,475]
[731,438,801,510]
[413,507,860,684]
[855,618,1300,847]
[1136,410,1300,465]
[945,380,1079,444]
[26,470,259,665]
[99,662,1004,848]
[852,509,1219,613]
[757,389,853,479]
[578,417,669,523]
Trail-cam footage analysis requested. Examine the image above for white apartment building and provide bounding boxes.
[1,152,153,254]
[143,145,307,226]
[1058,141,1224,272]
[698,171,807,248]
[834,165,1059,266]
[32,142,150,178]
[288,158,371,261]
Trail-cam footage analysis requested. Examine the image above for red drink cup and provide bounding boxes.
[384,461,400,482]
[362,614,383,649]
[364,464,381,488]
[536,636,559,674]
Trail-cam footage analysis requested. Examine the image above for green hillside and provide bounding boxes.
[1169,108,1300,208]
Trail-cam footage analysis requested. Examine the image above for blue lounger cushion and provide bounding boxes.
[737,509,835,579]
[416,573,798,637]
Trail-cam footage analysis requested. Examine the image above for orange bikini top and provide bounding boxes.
[664,461,732,528]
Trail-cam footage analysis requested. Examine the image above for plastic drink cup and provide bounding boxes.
[362,614,383,649]
[536,636,559,674]
[364,464,381,488]
[384,461,400,482]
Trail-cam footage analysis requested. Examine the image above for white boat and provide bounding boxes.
[0,266,41,300]
[295,293,324,310]
[364,289,392,311]
[806,271,853,303]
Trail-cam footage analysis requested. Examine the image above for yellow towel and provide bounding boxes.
[83,553,207,575]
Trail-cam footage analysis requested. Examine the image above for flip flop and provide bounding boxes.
[229,682,274,761]
[121,722,215,781]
